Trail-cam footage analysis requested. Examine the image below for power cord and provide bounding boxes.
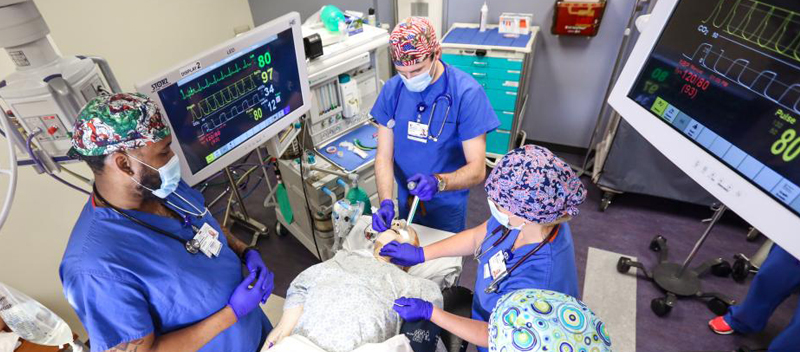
[26,130,90,195]
[299,117,323,261]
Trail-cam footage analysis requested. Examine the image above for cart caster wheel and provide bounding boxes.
[732,258,751,283]
[651,297,672,317]
[275,222,289,237]
[707,298,730,316]
[599,198,611,212]
[746,227,761,242]
[649,235,666,252]
[617,257,632,274]
[711,260,732,277]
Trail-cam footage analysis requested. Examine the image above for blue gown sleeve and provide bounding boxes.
[63,273,154,351]
[456,82,501,142]
[370,79,400,127]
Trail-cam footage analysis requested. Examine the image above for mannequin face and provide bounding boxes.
[374,220,420,270]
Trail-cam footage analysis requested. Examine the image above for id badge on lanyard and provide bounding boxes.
[488,250,508,281]
[192,223,222,258]
[408,120,429,143]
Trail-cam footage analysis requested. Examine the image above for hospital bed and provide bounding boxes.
[263,216,468,352]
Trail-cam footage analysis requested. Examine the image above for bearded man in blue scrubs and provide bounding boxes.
[371,17,500,233]
[60,93,273,352]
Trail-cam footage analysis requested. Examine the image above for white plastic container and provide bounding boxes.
[479,1,488,32]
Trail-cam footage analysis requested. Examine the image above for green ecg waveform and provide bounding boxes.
[186,71,259,121]
[180,58,253,100]
[703,0,800,63]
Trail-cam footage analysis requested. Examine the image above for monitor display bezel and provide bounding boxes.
[135,12,310,186]
[608,0,800,258]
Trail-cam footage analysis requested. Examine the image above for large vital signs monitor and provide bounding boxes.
[136,12,310,185]
[609,0,800,257]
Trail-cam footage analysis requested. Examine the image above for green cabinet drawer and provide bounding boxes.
[486,78,519,92]
[471,56,523,70]
[485,89,518,111]
[444,54,524,70]
[463,67,521,82]
[442,54,471,66]
[496,110,514,130]
[487,130,511,155]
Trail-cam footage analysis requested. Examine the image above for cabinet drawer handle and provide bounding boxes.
[473,61,488,66]
[472,72,487,77]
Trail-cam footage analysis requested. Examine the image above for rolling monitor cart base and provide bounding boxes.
[617,204,736,317]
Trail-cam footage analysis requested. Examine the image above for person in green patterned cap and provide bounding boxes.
[60,93,275,352]
[488,289,611,352]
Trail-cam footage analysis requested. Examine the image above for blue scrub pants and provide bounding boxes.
[724,244,800,351]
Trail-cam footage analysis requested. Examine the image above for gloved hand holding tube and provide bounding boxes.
[407,174,438,201]
[372,199,395,232]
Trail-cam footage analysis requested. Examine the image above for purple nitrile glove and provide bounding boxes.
[379,241,425,266]
[243,248,274,303]
[393,297,433,322]
[372,199,395,232]
[228,270,270,320]
[408,174,438,201]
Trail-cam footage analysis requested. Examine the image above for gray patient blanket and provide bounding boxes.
[285,249,443,352]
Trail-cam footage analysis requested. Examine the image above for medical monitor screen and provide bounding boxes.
[157,28,304,174]
[628,0,800,216]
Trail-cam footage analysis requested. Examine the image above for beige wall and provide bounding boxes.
[0,0,254,338]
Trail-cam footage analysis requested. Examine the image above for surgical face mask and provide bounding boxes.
[488,198,526,230]
[129,154,181,198]
[400,60,435,92]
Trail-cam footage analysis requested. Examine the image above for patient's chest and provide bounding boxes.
[293,253,411,352]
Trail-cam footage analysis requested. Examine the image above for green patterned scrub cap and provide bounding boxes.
[69,93,170,157]
[489,289,612,352]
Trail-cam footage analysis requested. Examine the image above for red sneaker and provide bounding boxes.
[709,316,734,335]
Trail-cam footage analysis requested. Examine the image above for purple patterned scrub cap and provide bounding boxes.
[485,145,587,224]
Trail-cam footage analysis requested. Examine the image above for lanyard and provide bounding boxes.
[93,187,202,254]
[391,61,453,136]
[484,225,560,294]
[474,225,511,261]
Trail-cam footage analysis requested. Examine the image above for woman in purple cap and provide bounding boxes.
[379,145,586,351]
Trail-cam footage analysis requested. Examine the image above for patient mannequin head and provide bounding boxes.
[374,220,420,271]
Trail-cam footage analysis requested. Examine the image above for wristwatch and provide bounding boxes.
[434,174,446,192]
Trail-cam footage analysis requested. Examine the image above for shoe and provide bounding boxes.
[709,316,734,335]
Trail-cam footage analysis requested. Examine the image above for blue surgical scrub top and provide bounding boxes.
[371,63,500,233]
[472,218,580,352]
[60,181,271,352]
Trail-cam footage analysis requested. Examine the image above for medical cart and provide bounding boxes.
[272,24,391,260]
[440,23,539,165]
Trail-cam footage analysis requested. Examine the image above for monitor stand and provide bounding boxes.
[616,204,737,317]
[224,166,268,245]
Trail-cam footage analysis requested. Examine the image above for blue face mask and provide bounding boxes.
[488,198,526,230]
[400,60,436,92]
[129,154,181,198]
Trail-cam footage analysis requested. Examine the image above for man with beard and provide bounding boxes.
[60,93,274,352]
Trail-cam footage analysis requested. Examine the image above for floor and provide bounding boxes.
[204,151,797,352]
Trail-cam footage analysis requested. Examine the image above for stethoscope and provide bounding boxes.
[93,186,206,255]
[478,224,560,294]
[389,60,454,142]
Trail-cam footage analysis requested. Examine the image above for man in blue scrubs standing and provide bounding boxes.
[708,243,800,350]
[60,93,273,351]
[371,17,500,233]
